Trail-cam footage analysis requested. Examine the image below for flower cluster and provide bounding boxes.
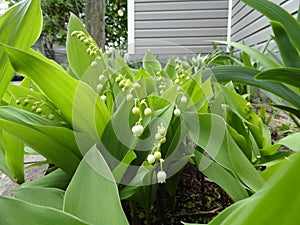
[96,74,109,102]
[156,71,167,95]
[71,30,101,57]
[174,57,191,85]
[147,123,167,161]
[131,99,153,137]
[145,123,168,183]
[115,74,132,93]
[15,96,64,123]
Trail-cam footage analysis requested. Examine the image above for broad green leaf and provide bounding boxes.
[227,134,265,192]
[216,41,281,69]
[0,196,90,225]
[0,0,42,98]
[256,68,300,90]
[0,129,14,180]
[63,145,129,225]
[277,132,300,151]
[0,107,80,175]
[67,13,98,79]
[21,168,71,190]
[12,187,64,210]
[206,66,300,108]
[3,132,24,183]
[242,0,300,53]
[186,113,233,171]
[2,46,110,140]
[193,151,248,201]
[164,56,176,78]
[143,50,162,76]
[270,21,300,68]
[219,85,270,149]
[209,150,300,225]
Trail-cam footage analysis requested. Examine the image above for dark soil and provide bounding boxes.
[123,163,233,225]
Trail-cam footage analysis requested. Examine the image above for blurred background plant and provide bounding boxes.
[5,0,127,60]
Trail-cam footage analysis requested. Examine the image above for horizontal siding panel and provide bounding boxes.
[282,0,299,14]
[135,46,226,54]
[232,13,269,37]
[135,19,228,29]
[236,27,273,47]
[135,1,228,12]
[231,0,297,48]
[135,10,228,20]
[135,37,224,47]
[136,28,227,38]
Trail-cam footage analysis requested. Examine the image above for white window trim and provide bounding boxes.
[227,0,233,43]
[128,0,135,54]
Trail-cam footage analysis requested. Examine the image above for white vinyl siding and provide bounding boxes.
[231,0,299,48]
[128,0,298,56]
[129,0,229,54]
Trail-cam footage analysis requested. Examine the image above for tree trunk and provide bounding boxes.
[85,0,106,52]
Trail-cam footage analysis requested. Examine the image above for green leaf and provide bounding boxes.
[143,50,162,76]
[216,41,281,69]
[0,130,14,180]
[242,0,300,53]
[193,151,248,201]
[256,68,300,90]
[186,113,233,171]
[219,85,270,149]
[270,21,300,68]
[3,132,24,183]
[227,134,265,192]
[0,107,80,175]
[63,145,129,225]
[12,187,64,210]
[21,169,71,190]
[2,46,110,140]
[0,196,90,225]
[0,0,42,98]
[206,66,300,108]
[66,13,97,79]
[209,150,300,225]
[277,132,300,151]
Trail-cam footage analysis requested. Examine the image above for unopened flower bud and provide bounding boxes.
[147,154,155,164]
[174,108,181,116]
[154,151,161,160]
[97,84,103,91]
[181,96,188,103]
[48,114,55,120]
[36,108,42,114]
[126,94,134,101]
[155,133,163,140]
[144,108,152,116]
[23,99,30,106]
[132,106,140,115]
[91,61,97,67]
[132,82,140,89]
[98,74,106,81]
[100,95,107,102]
[132,124,144,137]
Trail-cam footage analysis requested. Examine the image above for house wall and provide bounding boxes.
[128,0,230,55]
[231,0,299,49]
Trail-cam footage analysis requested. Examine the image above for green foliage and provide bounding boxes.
[214,0,300,122]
